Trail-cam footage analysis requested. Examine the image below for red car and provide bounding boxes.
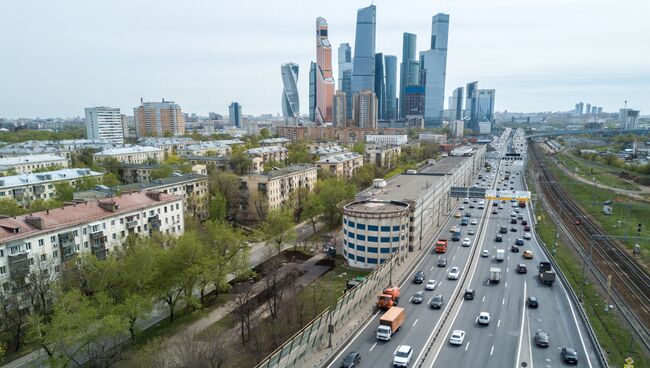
[524,225,531,231]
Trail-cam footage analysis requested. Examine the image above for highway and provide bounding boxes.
[327,129,605,368]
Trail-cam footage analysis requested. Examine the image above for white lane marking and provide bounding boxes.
[506,267,509,273]
[409,296,413,302]
[452,255,456,261]
[497,319,501,327]
[324,309,381,368]
[412,319,419,327]
[369,342,377,352]
[502,298,506,305]
[514,281,528,368]
[465,341,470,351]
[430,265,434,271]
[482,296,486,303]
[490,346,494,355]
[508,255,510,261]
[505,282,508,288]
[427,297,432,304]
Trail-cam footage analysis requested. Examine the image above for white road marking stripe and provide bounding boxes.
[369,342,377,352]
[412,319,419,327]
[497,319,501,327]
[482,296,486,302]
[427,297,432,304]
[465,341,470,351]
[490,346,494,355]
[505,282,508,288]
[409,296,413,302]
[502,298,506,305]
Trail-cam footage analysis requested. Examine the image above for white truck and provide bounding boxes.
[495,249,505,262]
[489,267,502,284]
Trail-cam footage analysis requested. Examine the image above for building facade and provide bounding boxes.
[351,5,376,95]
[0,191,184,296]
[0,154,68,175]
[315,17,335,124]
[275,126,308,143]
[352,90,378,129]
[229,103,242,128]
[237,165,318,223]
[384,55,398,120]
[365,134,408,146]
[476,89,496,123]
[93,146,164,164]
[84,107,124,145]
[364,145,401,168]
[420,13,450,127]
[338,43,353,120]
[374,53,385,119]
[334,90,348,127]
[245,146,288,170]
[403,86,425,117]
[176,142,232,157]
[134,99,185,137]
[0,168,103,206]
[281,63,301,123]
[449,87,464,121]
[400,32,419,118]
[315,152,364,178]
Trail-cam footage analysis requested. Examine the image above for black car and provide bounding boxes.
[492,210,498,214]
[495,235,503,242]
[516,264,528,273]
[341,351,361,368]
[527,296,539,308]
[414,271,425,284]
[561,348,578,364]
[412,291,425,304]
[430,294,444,309]
[437,258,448,267]
[463,289,475,300]
[535,331,549,347]
[469,204,475,209]
[499,227,508,234]
[510,226,517,232]
[515,239,524,246]
[492,202,498,207]
[464,212,471,218]
[510,218,518,224]
[510,245,520,253]
[522,220,528,226]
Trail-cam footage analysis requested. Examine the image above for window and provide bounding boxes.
[54,265,60,273]
[367,247,378,253]
[343,229,347,235]
[356,223,366,230]
[83,228,87,235]
[176,203,179,210]
[0,266,5,275]
[392,236,399,242]
[381,237,390,243]
[347,231,354,239]
[111,220,115,226]
[120,218,124,224]
[73,230,78,237]
[348,221,355,227]
[356,234,365,241]
[38,239,44,247]
[368,225,379,231]
[112,234,117,240]
[356,245,365,251]
[380,226,390,232]
[347,242,355,249]
[84,241,88,248]
[367,258,378,264]
[356,255,365,263]
[121,231,125,237]
[50,236,56,243]
[52,250,58,258]
[380,247,390,253]
[40,254,47,262]
[348,253,355,261]
[393,226,400,231]
[368,236,378,242]
[29,258,34,266]
[26,242,32,250]
[0,249,3,257]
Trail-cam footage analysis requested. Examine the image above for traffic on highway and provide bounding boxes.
[329,129,603,368]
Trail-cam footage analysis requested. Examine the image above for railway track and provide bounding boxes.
[529,141,650,351]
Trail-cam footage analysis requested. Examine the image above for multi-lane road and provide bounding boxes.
[328,131,604,368]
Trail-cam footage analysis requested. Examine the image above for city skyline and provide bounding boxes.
[1,0,649,118]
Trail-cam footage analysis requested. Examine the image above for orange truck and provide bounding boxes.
[435,239,448,253]
[377,286,401,310]
[519,200,526,208]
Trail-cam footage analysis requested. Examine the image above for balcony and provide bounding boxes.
[33,184,46,195]
[8,253,30,284]
[126,221,138,229]
[90,231,104,240]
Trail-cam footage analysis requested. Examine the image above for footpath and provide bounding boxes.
[2,220,326,368]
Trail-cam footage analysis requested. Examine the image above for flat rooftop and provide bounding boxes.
[419,156,470,175]
[357,174,444,202]
[345,200,409,213]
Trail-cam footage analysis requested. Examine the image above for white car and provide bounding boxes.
[393,345,413,367]
[425,279,437,290]
[448,267,460,280]
[477,312,491,325]
[468,228,476,235]
[524,232,532,239]
[470,219,478,225]
[449,330,466,345]
[481,249,489,257]
[462,238,471,247]
[463,198,470,204]
[498,204,504,209]
[459,205,465,210]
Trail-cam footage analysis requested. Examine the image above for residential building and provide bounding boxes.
[351,5,376,95]
[585,103,592,115]
[316,152,363,178]
[75,173,209,221]
[93,146,164,164]
[175,142,232,157]
[364,145,401,168]
[450,120,464,138]
[0,154,68,175]
[134,99,185,137]
[374,53,385,119]
[403,86,425,117]
[137,137,195,156]
[419,134,447,144]
[309,144,348,158]
[281,63,300,123]
[365,134,407,147]
[384,55,398,120]
[237,165,318,223]
[118,163,205,184]
[400,32,419,118]
[84,107,124,145]
[260,138,291,147]
[449,87,464,121]
[229,103,243,128]
[352,90,378,129]
[0,168,102,205]
[420,13,450,127]
[275,126,308,142]
[338,43,353,119]
[334,90,348,127]
[245,146,288,171]
[575,102,584,115]
[0,140,118,161]
[619,108,641,130]
[315,17,335,124]
[0,191,184,295]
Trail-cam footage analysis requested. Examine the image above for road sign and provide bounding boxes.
[450,187,469,198]
[625,357,634,364]
[468,187,486,199]
[623,364,633,368]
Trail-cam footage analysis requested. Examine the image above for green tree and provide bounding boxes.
[287,142,310,164]
[351,142,366,155]
[33,165,65,173]
[151,164,174,180]
[301,193,323,233]
[351,164,377,189]
[27,199,62,213]
[260,208,297,255]
[259,128,271,140]
[232,150,252,175]
[77,175,99,191]
[0,198,27,216]
[208,171,240,215]
[101,158,122,177]
[209,192,228,222]
[203,221,250,299]
[315,178,356,226]
[102,173,121,187]
[54,182,74,202]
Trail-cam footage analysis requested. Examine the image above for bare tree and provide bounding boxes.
[232,282,255,345]
[26,255,58,316]
[0,286,29,353]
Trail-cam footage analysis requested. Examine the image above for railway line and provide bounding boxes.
[528,141,650,352]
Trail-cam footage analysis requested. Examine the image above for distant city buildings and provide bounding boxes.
[134,99,185,137]
[384,55,398,120]
[280,63,300,123]
[229,102,243,128]
[352,90,378,128]
[449,87,464,121]
[309,62,317,122]
[334,90,348,127]
[400,32,419,118]
[420,13,450,127]
[476,89,496,123]
[374,53,385,120]
[351,5,376,95]
[575,102,584,115]
[338,43,353,120]
[314,17,335,124]
[84,107,124,145]
[403,86,425,117]
[619,108,640,130]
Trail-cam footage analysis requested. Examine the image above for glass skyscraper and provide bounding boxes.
[476,89,496,122]
[384,55,398,120]
[351,5,376,95]
[465,81,478,122]
[421,13,449,127]
[309,62,317,122]
[374,53,385,119]
[338,43,353,119]
[448,86,463,121]
[280,63,300,123]
[400,32,418,118]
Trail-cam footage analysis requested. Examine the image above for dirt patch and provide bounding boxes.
[315,258,335,268]
[251,249,312,281]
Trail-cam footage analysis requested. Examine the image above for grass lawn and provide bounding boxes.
[542,154,650,269]
[534,208,649,367]
[555,152,638,191]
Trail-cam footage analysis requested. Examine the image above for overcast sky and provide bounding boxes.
[1,0,648,118]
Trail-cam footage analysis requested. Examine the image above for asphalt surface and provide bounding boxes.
[328,131,604,368]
